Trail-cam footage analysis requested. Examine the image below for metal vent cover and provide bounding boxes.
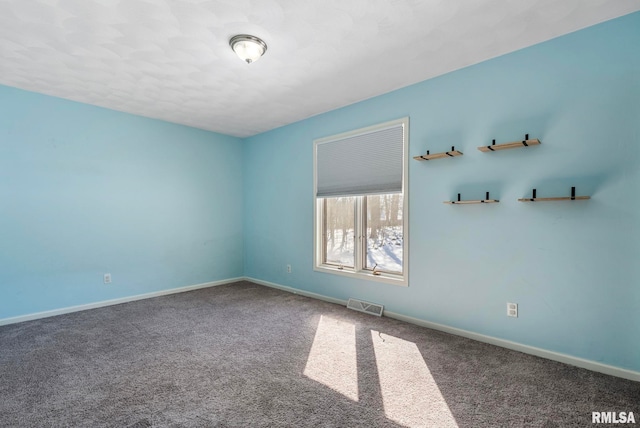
[347,298,384,317]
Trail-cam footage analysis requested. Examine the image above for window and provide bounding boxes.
[321,194,404,274]
[314,118,408,285]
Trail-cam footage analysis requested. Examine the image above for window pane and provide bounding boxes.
[365,194,403,273]
[324,197,355,268]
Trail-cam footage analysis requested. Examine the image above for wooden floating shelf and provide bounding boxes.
[414,146,463,161]
[518,187,590,202]
[444,192,499,205]
[519,196,590,202]
[478,134,540,152]
[444,199,499,205]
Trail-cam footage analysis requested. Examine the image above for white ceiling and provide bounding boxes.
[1,1,639,138]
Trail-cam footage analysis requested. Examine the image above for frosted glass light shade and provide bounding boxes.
[230,35,267,64]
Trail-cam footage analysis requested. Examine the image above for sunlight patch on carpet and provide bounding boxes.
[371,330,458,428]
[304,315,358,401]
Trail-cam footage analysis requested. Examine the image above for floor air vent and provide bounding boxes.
[347,298,384,317]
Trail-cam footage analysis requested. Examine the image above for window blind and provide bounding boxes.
[316,123,404,198]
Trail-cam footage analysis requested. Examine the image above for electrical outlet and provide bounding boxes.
[104,273,112,284]
[286,264,292,274]
[507,302,518,318]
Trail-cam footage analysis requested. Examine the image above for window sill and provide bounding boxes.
[314,264,408,287]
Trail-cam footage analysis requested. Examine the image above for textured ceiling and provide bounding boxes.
[1,1,639,138]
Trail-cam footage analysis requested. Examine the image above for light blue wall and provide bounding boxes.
[0,86,244,318]
[243,13,640,371]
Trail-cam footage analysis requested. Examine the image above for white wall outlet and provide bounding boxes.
[104,273,112,284]
[507,302,518,318]
[286,264,292,274]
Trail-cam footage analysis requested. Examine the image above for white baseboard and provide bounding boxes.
[246,276,640,383]
[246,277,348,306]
[383,310,640,382]
[0,277,245,327]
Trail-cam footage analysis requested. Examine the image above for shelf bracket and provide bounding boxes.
[446,146,455,157]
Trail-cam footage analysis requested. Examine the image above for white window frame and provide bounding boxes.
[313,117,409,286]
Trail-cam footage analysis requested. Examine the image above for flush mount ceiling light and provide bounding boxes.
[229,34,267,64]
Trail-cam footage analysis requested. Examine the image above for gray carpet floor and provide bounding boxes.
[0,281,638,427]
